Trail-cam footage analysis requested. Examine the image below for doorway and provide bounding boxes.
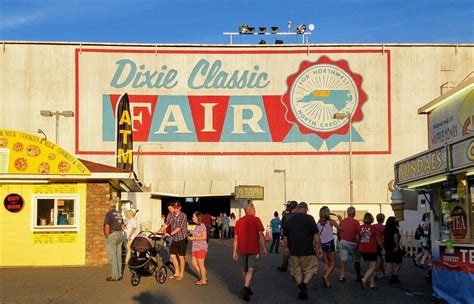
[160,196,231,220]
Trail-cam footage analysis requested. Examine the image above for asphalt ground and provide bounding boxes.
[0,239,442,304]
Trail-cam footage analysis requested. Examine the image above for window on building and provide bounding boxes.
[32,195,80,231]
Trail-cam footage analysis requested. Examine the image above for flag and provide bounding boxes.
[116,93,133,170]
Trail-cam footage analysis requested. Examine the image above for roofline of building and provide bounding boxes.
[0,172,143,192]
[418,77,474,114]
[1,40,473,48]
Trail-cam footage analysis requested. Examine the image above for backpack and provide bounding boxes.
[414,226,423,240]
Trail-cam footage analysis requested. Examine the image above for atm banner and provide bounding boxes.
[76,49,391,155]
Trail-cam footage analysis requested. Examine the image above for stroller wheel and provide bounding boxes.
[156,266,167,284]
[131,273,141,286]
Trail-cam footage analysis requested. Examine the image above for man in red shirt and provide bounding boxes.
[338,207,362,282]
[233,202,266,302]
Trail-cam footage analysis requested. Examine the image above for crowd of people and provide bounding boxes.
[102,198,422,301]
[269,201,406,300]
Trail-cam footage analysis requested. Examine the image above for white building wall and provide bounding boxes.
[1,42,473,225]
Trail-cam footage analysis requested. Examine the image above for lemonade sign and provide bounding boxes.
[0,129,90,175]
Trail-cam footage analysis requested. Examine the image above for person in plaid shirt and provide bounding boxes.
[159,201,188,280]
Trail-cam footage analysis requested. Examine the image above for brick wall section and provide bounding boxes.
[85,183,111,265]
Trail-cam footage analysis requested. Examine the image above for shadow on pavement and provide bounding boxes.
[133,292,172,304]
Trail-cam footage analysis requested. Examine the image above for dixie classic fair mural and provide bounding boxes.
[76,49,391,155]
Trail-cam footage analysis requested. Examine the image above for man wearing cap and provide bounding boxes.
[277,200,298,272]
[283,202,323,300]
[103,198,124,281]
[159,201,188,280]
[233,202,266,301]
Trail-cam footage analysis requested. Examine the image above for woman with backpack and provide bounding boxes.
[414,213,431,268]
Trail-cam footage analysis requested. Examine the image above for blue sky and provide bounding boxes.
[0,0,473,44]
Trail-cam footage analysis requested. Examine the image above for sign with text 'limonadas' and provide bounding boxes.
[76,48,391,155]
[0,129,90,175]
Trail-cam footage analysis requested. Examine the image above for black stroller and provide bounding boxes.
[128,231,168,286]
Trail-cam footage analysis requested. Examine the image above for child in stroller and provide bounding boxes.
[127,231,169,286]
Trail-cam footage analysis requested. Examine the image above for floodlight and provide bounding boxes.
[271,26,280,33]
[258,27,267,34]
[239,24,250,34]
[296,24,306,34]
[259,39,266,44]
[247,27,256,34]
[61,111,74,117]
[275,39,284,44]
[40,110,53,117]
[287,21,292,32]
[308,24,315,31]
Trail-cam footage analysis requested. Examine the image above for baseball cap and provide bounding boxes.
[285,201,298,210]
[170,201,181,208]
[297,202,308,209]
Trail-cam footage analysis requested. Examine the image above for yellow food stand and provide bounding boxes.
[0,129,141,266]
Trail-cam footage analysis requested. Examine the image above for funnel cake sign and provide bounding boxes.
[75,48,391,155]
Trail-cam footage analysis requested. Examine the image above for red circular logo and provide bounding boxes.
[4,193,24,213]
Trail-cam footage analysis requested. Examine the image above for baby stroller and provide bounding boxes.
[128,231,168,286]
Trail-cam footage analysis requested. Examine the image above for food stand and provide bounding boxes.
[394,78,473,303]
[0,129,142,266]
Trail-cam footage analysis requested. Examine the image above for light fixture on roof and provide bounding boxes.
[259,39,266,44]
[271,26,279,33]
[296,24,306,34]
[239,24,250,34]
[258,27,267,34]
[40,110,75,144]
[287,21,292,32]
[308,23,315,32]
[247,27,256,34]
[275,39,284,44]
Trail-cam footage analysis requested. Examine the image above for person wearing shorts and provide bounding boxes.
[283,202,322,300]
[338,207,362,282]
[317,206,343,288]
[233,202,266,302]
[189,212,208,286]
[358,213,385,289]
[158,201,188,280]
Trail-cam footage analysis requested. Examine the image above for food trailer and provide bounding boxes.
[0,129,142,266]
[394,78,473,303]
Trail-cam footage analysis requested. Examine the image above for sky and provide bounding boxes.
[0,0,473,45]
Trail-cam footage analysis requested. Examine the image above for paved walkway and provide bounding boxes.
[0,239,441,304]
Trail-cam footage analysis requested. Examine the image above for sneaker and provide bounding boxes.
[298,282,307,291]
[277,267,288,272]
[240,287,251,301]
[298,290,308,300]
[105,276,119,281]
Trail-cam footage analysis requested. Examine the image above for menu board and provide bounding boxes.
[0,129,90,175]
[33,232,78,243]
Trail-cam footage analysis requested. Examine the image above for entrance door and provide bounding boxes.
[161,196,231,220]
